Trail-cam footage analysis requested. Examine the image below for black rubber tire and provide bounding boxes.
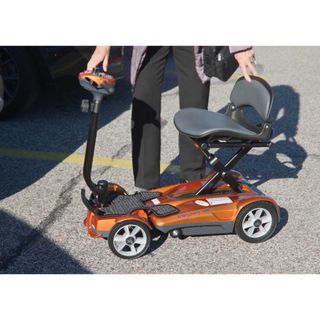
[0,46,41,120]
[235,201,278,243]
[108,220,151,259]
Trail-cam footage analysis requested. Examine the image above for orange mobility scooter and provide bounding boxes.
[79,69,280,259]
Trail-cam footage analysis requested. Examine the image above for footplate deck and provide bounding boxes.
[97,192,180,217]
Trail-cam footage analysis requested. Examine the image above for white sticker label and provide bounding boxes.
[206,197,233,206]
[195,200,209,207]
[151,198,160,205]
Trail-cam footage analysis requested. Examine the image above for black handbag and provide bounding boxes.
[203,46,239,82]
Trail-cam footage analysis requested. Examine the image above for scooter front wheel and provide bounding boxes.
[108,220,151,259]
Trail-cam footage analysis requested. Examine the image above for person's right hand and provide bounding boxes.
[87,46,111,72]
[233,48,258,82]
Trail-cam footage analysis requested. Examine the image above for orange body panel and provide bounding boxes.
[84,170,280,238]
[84,212,116,238]
[115,211,152,229]
[148,182,278,229]
[84,208,152,238]
[79,71,116,86]
[108,182,127,195]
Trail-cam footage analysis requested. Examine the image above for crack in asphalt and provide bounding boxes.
[0,170,84,272]
[0,144,124,272]
[0,156,115,272]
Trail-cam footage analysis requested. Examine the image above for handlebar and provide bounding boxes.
[80,68,116,202]
[78,68,115,100]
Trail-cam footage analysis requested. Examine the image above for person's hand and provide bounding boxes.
[87,46,111,72]
[234,48,258,82]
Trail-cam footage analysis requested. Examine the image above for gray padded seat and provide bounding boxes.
[174,76,273,142]
[174,108,258,140]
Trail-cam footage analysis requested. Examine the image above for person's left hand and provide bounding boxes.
[234,48,258,82]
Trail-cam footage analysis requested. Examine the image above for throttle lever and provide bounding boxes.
[100,80,115,95]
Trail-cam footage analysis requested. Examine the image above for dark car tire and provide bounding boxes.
[0,46,41,120]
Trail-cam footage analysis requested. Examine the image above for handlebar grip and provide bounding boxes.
[100,80,115,95]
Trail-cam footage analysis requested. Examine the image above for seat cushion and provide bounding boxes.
[174,108,259,140]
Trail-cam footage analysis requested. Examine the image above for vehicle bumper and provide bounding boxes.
[83,211,110,239]
[81,189,115,238]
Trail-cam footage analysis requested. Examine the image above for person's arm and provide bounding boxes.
[230,46,258,82]
[229,46,250,53]
[87,46,111,72]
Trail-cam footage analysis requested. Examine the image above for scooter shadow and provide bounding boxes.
[272,206,288,239]
[145,230,169,255]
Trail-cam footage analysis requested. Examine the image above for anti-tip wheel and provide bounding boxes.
[108,220,151,259]
[235,201,278,243]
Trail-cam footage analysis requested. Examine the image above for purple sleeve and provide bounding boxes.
[229,46,251,53]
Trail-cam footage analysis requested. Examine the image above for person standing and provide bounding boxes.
[87,46,257,190]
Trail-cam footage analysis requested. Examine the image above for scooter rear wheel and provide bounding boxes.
[108,220,151,259]
[235,201,278,243]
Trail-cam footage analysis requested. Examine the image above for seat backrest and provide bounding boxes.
[230,76,273,122]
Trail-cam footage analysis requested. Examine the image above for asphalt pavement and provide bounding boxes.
[1,47,320,310]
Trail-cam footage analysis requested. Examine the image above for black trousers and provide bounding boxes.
[132,46,210,189]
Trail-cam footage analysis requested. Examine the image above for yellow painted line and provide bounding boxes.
[231,74,267,80]
[1,71,266,175]
[0,148,180,174]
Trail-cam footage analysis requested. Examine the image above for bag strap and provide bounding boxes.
[204,46,223,56]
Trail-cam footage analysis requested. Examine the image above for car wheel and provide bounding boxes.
[108,220,151,259]
[235,201,278,243]
[0,46,41,120]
